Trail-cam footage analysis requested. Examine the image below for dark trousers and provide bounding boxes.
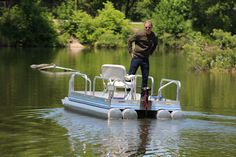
[129,57,149,88]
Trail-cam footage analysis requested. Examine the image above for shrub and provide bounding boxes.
[70,11,94,44]
[152,0,191,36]
[184,43,211,71]
[183,30,236,71]
[211,29,236,49]
[0,0,58,47]
[151,0,192,48]
[94,30,125,48]
[56,1,131,47]
[0,6,23,46]
[93,2,131,46]
[210,49,236,70]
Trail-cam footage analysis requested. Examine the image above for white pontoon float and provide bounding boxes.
[62,64,184,120]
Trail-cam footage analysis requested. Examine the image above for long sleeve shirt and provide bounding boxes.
[128,31,158,58]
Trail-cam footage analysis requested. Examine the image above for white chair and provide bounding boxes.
[93,64,136,99]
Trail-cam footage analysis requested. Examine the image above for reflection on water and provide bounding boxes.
[0,109,74,156]
[41,108,236,157]
[1,108,235,156]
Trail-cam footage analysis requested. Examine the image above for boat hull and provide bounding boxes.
[62,91,182,119]
[62,97,109,119]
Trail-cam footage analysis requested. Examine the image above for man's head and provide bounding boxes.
[144,20,153,35]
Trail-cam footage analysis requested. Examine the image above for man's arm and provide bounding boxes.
[150,35,158,55]
[128,34,136,54]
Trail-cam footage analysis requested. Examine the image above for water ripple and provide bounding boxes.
[33,109,236,156]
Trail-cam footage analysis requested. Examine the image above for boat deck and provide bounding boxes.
[67,90,181,111]
[61,65,184,119]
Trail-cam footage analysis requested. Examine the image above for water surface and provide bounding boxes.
[0,48,235,156]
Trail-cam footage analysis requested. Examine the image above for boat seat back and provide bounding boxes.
[101,64,127,81]
[99,64,136,100]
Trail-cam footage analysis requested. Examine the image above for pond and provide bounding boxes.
[0,47,235,156]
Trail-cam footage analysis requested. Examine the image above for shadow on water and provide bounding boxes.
[38,108,236,157]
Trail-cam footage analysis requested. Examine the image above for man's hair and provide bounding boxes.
[144,20,153,27]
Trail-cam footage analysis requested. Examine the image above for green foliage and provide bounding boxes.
[183,30,236,71]
[191,0,236,34]
[183,43,212,71]
[211,50,236,70]
[209,30,236,70]
[211,29,236,49]
[183,32,211,71]
[158,24,192,48]
[151,0,193,49]
[57,1,131,47]
[53,0,75,19]
[0,6,24,45]
[94,30,125,48]
[0,0,58,47]
[68,11,94,44]
[183,32,212,71]
[93,2,130,44]
[152,0,191,36]
[1,0,235,51]
[56,32,70,47]
[127,0,160,21]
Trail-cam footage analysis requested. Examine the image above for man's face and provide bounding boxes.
[144,22,152,34]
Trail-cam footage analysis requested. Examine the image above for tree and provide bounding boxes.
[191,0,236,34]
[92,1,131,47]
[0,0,57,46]
[152,0,191,36]
[127,0,160,21]
[56,1,131,47]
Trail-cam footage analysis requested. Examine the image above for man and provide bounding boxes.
[128,20,158,88]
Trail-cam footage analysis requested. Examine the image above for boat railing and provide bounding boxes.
[135,75,154,95]
[93,75,111,96]
[157,78,181,101]
[69,72,92,95]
